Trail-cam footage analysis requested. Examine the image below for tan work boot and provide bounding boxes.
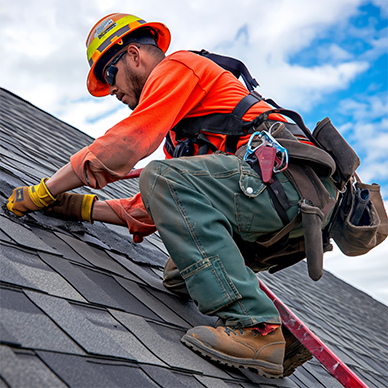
[181,325,285,378]
[214,318,312,376]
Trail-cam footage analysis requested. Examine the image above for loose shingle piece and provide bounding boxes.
[1,87,387,387]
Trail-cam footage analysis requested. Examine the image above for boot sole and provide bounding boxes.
[282,327,313,376]
[181,334,284,379]
[283,340,313,376]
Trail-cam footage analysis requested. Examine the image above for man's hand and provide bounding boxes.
[44,192,98,223]
[7,178,56,216]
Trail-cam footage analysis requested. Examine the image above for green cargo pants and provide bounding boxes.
[139,153,301,328]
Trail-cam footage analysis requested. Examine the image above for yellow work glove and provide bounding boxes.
[44,192,98,224]
[7,178,56,216]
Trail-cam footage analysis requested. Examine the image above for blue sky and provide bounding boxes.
[1,0,387,304]
[290,2,388,193]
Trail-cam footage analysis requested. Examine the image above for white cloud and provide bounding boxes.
[56,97,139,143]
[325,234,388,305]
[360,27,388,62]
[321,44,354,63]
[340,94,388,122]
[0,0,373,118]
[256,61,370,111]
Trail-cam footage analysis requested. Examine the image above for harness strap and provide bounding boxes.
[225,136,241,155]
[251,108,319,147]
[248,158,291,227]
[192,50,259,91]
[168,92,262,156]
[224,93,262,154]
[197,133,218,155]
[232,93,262,118]
[267,179,291,227]
[164,132,175,156]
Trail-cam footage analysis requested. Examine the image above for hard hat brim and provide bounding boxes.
[87,21,171,97]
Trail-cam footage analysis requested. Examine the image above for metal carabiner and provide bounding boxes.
[243,131,265,161]
[243,128,289,173]
[273,150,288,173]
[262,127,289,173]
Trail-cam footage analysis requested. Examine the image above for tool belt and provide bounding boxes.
[234,117,387,280]
[165,50,388,280]
[235,120,337,281]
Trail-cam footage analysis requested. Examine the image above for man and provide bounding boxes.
[7,13,337,378]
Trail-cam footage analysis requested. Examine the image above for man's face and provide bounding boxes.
[105,49,146,110]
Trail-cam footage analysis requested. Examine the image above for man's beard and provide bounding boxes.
[125,69,145,110]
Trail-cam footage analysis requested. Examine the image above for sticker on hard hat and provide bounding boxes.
[95,19,116,39]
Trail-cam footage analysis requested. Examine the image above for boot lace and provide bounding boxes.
[223,327,258,337]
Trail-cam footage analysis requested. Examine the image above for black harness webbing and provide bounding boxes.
[252,106,319,147]
[168,92,263,157]
[191,50,259,91]
[232,94,262,118]
[249,158,291,227]
[224,93,263,153]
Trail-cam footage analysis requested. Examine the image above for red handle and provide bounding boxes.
[123,168,144,180]
[258,278,370,388]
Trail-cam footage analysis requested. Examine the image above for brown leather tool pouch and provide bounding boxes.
[300,200,325,281]
[313,117,360,191]
[331,176,387,256]
[356,179,388,246]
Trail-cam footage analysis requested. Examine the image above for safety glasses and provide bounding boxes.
[105,51,127,86]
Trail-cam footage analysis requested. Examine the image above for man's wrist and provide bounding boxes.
[92,201,126,225]
[45,163,83,196]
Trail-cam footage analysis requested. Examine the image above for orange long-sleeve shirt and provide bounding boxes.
[70,50,285,240]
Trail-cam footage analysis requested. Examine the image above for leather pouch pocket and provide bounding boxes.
[331,181,382,256]
[313,117,360,190]
[300,201,324,281]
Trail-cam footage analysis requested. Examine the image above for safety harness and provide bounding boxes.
[165,50,315,157]
[165,50,344,280]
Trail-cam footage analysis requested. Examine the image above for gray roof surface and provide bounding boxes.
[0,87,387,388]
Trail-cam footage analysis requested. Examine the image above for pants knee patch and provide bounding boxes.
[181,256,242,315]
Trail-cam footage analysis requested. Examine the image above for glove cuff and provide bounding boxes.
[28,178,57,208]
[81,194,98,223]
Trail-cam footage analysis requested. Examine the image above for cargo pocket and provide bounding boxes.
[235,165,282,236]
[239,167,266,198]
[180,256,242,315]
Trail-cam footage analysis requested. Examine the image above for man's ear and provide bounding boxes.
[126,44,141,66]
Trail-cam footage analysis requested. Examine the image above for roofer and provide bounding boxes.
[7,13,341,378]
